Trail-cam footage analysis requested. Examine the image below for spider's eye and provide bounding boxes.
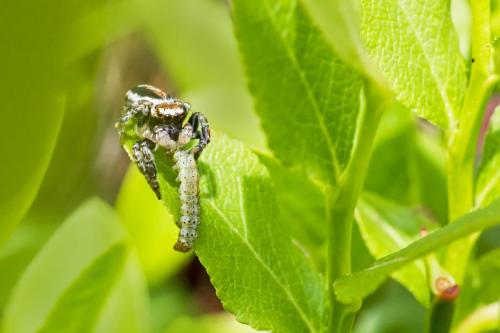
[182,102,191,112]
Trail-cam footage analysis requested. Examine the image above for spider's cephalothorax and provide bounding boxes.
[117,84,211,253]
[123,84,190,124]
[120,84,210,157]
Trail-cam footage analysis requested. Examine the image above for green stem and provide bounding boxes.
[445,0,497,283]
[327,81,387,332]
[428,300,455,333]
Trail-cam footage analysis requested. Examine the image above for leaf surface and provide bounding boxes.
[233,0,362,182]
[365,104,448,222]
[334,197,500,304]
[454,247,500,325]
[360,0,467,130]
[356,193,432,306]
[2,199,149,333]
[0,0,123,244]
[299,0,383,84]
[476,110,500,207]
[257,153,326,259]
[148,134,326,333]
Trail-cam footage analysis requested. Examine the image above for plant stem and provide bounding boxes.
[427,299,455,333]
[445,0,497,283]
[436,2,497,332]
[327,81,387,332]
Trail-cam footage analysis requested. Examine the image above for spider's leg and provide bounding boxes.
[188,112,211,159]
[132,140,161,199]
[120,101,148,124]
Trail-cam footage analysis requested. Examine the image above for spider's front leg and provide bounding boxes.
[188,112,211,159]
[119,99,151,125]
[132,139,161,199]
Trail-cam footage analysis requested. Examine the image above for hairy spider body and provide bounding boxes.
[117,84,210,252]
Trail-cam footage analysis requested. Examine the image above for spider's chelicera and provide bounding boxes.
[117,84,211,252]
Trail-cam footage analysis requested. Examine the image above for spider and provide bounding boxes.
[117,84,211,252]
[117,84,210,199]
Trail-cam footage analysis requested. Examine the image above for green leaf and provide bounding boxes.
[151,134,326,333]
[37,244,126,333]
[116,165,190,285]
[476,154,500,207]
[354,282,425,333]
[356,193,432,307]
[2,198,149,333]
[257,153,326,259]
[411,132,449,222]
[0,94,64,244]
[360,0,468,130]
[197,135,326,332]
[365,104,448,222]
[365,105,417,201]
[233,0,363,183]
[454,247,500,326]
[451,0,472,59]
[476,109,500,207]
[26,0,154,222]
[481,108,500,167]
[299,0,384,84]
[0,223,54,313]
[334,197,500,304]
[93,255,150,333]
[25,59,100,222]
[0,0,115,244]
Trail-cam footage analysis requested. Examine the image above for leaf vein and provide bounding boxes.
[397,0,456,128]
[262,0,341,179]
[206,200,319,333]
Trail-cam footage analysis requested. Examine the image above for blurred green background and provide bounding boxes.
[0,0,266,331]
[0,0,482,332]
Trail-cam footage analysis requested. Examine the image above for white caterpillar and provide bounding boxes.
[173,149,200,252]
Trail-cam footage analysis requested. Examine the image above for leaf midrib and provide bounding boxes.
[262,0,341,180]
[206,200,319,333]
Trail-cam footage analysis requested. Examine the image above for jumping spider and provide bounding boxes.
[117,84,211,252]
[117,84,211,199]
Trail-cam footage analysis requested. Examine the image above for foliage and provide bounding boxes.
[1,0,500,332]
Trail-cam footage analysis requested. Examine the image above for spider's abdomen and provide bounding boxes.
[173,150,200,252]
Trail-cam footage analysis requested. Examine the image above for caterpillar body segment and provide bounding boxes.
[173,150,200,252]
